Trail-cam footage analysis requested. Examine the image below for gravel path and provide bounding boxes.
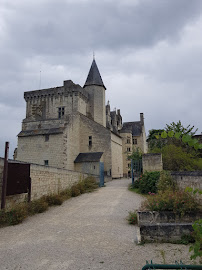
[0,179,197,270]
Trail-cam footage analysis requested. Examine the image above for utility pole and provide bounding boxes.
[1,142,9,209]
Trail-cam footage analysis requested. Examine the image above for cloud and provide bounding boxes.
[1,0,202,157]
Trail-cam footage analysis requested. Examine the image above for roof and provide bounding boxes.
[18,127,65,137]
[84,59,106,89]
[122,121,142,136]
[74,152,103,163]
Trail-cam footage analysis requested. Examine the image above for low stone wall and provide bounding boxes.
[140,223,193,242]
[171,171,202,204]
[137,211,202,226]
[142,153,163,173]
[0,158,99,209]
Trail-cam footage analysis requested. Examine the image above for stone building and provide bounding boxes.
[120,113,147,177]
[16,59,147,179]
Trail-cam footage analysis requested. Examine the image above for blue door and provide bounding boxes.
[99,162,104,187]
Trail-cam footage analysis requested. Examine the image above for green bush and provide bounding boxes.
[71,185,81,197]
[157,171,177,192]
[60,188,72,199]
[43,194,64,206]
[28,199,49,214]
[162,144,202,171]
[127,211,138,225]
[189,219,202,262]
[138,171,160,194]
[83,176,99,192]
[143,190,199,217]
[5,203,28,225]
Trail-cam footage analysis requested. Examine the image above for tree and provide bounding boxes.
[165,120,198,136]
[147,129,164,151]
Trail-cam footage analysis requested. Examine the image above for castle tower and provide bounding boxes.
[84,59,106,127]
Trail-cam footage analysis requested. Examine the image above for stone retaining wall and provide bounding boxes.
[0,158,99,209]
[142,153,163,173]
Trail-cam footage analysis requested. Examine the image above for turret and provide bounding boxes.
[84,59,106,127]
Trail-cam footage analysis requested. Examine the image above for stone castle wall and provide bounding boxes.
[17,132,65,168]
[111,133,123,178]
[0,158,99,209]
[79,114,112,175]
[142,153,163,173]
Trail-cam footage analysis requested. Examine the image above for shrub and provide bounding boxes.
[75,181,86,194]
[189,219,202,263]
[60,188,72,200]
[83,176,99,192]
[138,171,160,194]
[143,189,199,217]
[43,194,64,206]
[71,185,81,197]
[28,199,49,214]
[127,211,138,225]
[157,171,177,192]
[5,203,28,225]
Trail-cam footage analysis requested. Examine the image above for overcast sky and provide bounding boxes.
[1,0,202,158]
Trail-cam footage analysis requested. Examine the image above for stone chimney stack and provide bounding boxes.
[140,113,144,125]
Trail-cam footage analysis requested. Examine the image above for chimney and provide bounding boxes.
[140,113,144,125]
[117,109,120,115]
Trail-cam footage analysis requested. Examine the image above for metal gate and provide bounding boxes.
[142,261,202,270]
[7,162,31,197]
[131,159,142,184]
[99,162,104,187]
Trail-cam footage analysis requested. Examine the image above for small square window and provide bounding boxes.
[45,135,49,142]
[44,160,49,166]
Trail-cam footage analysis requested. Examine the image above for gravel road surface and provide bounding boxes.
[0,179,197,270]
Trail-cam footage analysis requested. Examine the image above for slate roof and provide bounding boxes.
[122,121,142,136]
[18,127,65,137]
[74,152,103,163]
[84,59,106,89]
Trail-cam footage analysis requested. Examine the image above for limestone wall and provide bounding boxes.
[142,153,163,173]
[171,171,202,204]
[111,133,123,178]
[84,85,106,127]
[17,132,66,168]
[0,158,99,208]
[30,164,88,200]
[79,114,112,174]
[120,132,132,177]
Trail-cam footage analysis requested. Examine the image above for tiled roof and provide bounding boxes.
[74,152,103,163]
[84,60,106,89]
[18,127,65,137]
[122,121,142,136]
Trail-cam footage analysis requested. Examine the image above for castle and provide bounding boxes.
[16,59,147,178]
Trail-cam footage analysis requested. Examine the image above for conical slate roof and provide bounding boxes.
[84,59,106,89]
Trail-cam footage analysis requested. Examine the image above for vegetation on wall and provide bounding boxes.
[148,121,202,171]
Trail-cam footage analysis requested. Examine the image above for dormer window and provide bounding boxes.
[58,107,65,119]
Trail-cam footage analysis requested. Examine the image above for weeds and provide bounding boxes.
[127,210,138,225]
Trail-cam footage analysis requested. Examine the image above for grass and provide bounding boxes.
[0,176,98,227]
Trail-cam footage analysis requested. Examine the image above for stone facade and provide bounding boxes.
[15,59,146,179]
[142,153,163,173]
[0,158,98,209]
[120,113,147,177]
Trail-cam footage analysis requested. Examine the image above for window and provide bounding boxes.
[58,107,65,119]
[44,160,49,166]
[128,163,131,168]
[133,138,137,145]
[127,138,130,144]
[89,136,92,147]
[127,147,131,152]
[45,135,49,142]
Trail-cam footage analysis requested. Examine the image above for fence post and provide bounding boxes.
[1,142,9,209]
